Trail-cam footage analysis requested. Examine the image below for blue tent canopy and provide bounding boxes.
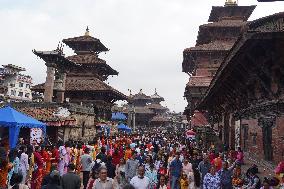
[117,123,132,133]
[0,106,46,149]
[111,112,127,120]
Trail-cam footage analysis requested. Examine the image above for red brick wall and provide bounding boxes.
[241,119,263,160]
[241,117,284,164]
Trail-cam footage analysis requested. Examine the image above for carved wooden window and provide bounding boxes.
[11,90,16,96]
[251,133,257,146]
[18,92,23,97]
[82,121,85,137]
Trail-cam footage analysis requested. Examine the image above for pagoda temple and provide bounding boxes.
[182,0,256,121]
[123,89,169,128]
[125,89,155,127]
[33,28,127,121]
[148,89,169,126]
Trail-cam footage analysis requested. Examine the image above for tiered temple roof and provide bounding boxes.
[132,89,152,101]
[150,89,165,103]
[146,103,168,111]
[130,89,153,107]
[124,89,168,127]
[33,27,127,120]
[62,27,109,54]
[187,76,213,87]
[150,115,170,123]
[185,40,235,52]
[33,77,126,101]
[208,4,256,22]
[182,1,255,120]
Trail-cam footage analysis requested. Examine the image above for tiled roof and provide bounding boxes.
[63,35,100,42]
[187,76,212,87]
[208,5,256,22]
[67,54,106,64]
[150,90,164,101]
[62,35,108,52]
[32,77,127,100]
[191,111,209,127]
[16,107,76,127]
[201,20,247,28]
[122,106,154,114]
[150,115,170,123]
[185,40,235,52]
[146,103,168,110]
[132,90,152,101]
[66,54,118,75]
[33,49,74,66]
[65,77,111,91]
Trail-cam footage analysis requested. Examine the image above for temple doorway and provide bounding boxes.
[263,125,273,161]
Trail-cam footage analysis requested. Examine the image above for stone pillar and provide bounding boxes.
[44,63,56,103]
[55,72,67,103]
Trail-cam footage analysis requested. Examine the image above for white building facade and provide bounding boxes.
[0,64,33,102]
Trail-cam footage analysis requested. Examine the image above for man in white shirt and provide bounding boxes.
[130,165,150,189]
[92,166,114,189]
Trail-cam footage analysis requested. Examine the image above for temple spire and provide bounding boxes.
[85,26,90,36]
[225,0,237,6]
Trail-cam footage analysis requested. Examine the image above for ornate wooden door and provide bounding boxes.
[258,115,275,162]
[262,125,273,161]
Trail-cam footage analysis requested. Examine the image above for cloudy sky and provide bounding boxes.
[0,0,283,112]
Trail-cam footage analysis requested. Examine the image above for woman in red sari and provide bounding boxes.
[41,145,50,175]
[51,144,59,168]
[31,146,44,189]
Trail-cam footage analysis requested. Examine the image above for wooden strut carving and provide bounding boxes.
[253,18,284,32]
[258,114,276,128]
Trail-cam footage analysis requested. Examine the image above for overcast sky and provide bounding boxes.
[0,0,283,112]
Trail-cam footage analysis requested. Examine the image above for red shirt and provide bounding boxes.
[34,151,44,169]
[51,148,59,164]
[112,152,121,166]
[209,152,215,162]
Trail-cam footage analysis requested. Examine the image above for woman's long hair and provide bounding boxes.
[10,173,23,189]
[193,168,201,187]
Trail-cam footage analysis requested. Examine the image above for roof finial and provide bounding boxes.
[225,0,237,6]
[85,26,90,36]
[128,89,132,96]
[154,88,157,94]
[139,89,143,94]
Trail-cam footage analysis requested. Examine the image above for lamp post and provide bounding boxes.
[133,107,136,132]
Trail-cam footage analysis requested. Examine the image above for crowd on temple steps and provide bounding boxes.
[0,128,283,189]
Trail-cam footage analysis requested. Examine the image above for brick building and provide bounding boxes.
[182,1,284,164]
[182,1,255,121]
[198,12,284,164]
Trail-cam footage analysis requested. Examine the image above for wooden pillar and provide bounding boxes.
[44,63,56,103]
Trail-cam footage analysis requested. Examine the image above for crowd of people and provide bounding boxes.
[0,128,283,189]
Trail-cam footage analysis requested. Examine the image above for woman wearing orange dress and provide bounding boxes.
[124,146,132,161]
[45,148,52,175]
[76,144,82,174]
